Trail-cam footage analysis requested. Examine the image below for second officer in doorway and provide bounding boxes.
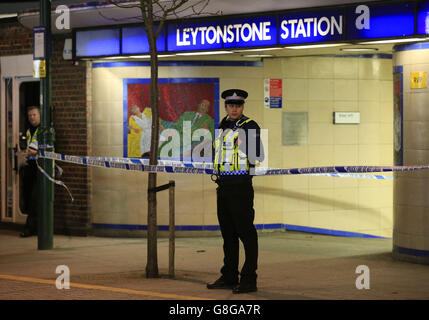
[207,89,264,294]
[20,106,41,237]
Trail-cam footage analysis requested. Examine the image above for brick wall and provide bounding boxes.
[51,33,91,236]
[0,19,91,236]
[0,20,32,55]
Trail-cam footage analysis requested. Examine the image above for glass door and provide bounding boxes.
[4,77,13,220]
[1,76,39,224]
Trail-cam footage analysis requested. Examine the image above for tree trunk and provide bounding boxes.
[146,56,159,277]
[147,175,158,279]
[143,0,160,279]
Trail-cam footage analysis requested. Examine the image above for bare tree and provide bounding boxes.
[109,0,218,278]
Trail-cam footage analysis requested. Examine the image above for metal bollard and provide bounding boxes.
[168,180,175,278]
[149,180,176,278]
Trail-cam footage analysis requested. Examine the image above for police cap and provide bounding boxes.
[221,89,248,105]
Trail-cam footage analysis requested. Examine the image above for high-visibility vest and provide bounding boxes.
[26,127,39,159]
[213,117,253,175]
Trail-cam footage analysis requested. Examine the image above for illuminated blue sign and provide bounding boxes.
[417,2,429,35]
[167,15,277,51]
[122,25,166,54]
[75,1,429,58]
[75,28,120,57]
[215,16,277,49]
[347,2,415,39]
[167,21,223,52]
[279,10,344,44]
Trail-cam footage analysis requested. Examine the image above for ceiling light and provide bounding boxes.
[0,14,18,19]
[340,48,378,52]
[234,47,282,53]
[285,43,348,49]
[129,54,175,58]
[243,54,273,58]
[358,38,423,44]
[103,56,129,59]
[101,54,177,60]
[176,51,232,56]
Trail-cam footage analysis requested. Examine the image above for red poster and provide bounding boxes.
[124,78,219,159]
[269,79,282,109]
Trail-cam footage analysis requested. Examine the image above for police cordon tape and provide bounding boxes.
[37,150,423,179]
[309,173,392,180]
[36,150,400,202]
[35,159,74,202]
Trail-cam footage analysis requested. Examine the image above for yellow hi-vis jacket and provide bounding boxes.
[213,117,253,175]
[26,127,39,160]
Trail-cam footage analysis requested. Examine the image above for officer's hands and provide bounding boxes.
[16,150,28,167]
[26,147,38,157]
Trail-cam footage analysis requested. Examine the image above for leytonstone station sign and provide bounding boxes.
[74,1,428,58]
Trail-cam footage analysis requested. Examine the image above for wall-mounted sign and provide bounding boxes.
[279,9,344,45]
[282,112,308,146]
[33,26,46,59]
[74,1,429,58]
[39,60,46,78]
[333,112,360,124]
[167,15,277,52]
[167,20,223,52]
[32,59,46,78]
[264,78,282,108]
[223,16,278,49]
[410,71,427,89]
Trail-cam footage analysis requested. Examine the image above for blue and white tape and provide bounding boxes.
[38,151,213,175]
[309,173,392,180]
[38,151,427,179]
[36,159,74,202]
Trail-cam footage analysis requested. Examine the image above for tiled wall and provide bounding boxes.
[264,57,393,238]
[393,47,429,259]
[90,55,393,238]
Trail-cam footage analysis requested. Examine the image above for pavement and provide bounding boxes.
[1,228,429,301]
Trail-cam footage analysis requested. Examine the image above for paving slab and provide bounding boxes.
[1,229,429,300]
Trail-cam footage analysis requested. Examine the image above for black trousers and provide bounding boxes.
[21,163,38,234]
[216,178,258,284]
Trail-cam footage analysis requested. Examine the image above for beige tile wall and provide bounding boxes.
[393,47,429,254]
[90,55,393,238]
[275,56,393,238]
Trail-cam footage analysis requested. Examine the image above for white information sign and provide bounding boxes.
[333,112,360,124]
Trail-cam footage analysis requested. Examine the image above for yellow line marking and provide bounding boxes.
[0,274,213,300]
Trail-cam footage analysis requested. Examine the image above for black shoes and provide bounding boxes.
[206,277,238,290]
[207,276,257,294]
[232,283,257,294]
[20,230,36,238]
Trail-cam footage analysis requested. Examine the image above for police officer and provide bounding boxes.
[20,106,40,237]
[207,89,264,294]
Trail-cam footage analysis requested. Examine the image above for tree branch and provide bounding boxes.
[107,0,142,10]
[107,0,221,28]
[97,10,143,22]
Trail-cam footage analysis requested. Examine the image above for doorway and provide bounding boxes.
[1,74,40,224]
